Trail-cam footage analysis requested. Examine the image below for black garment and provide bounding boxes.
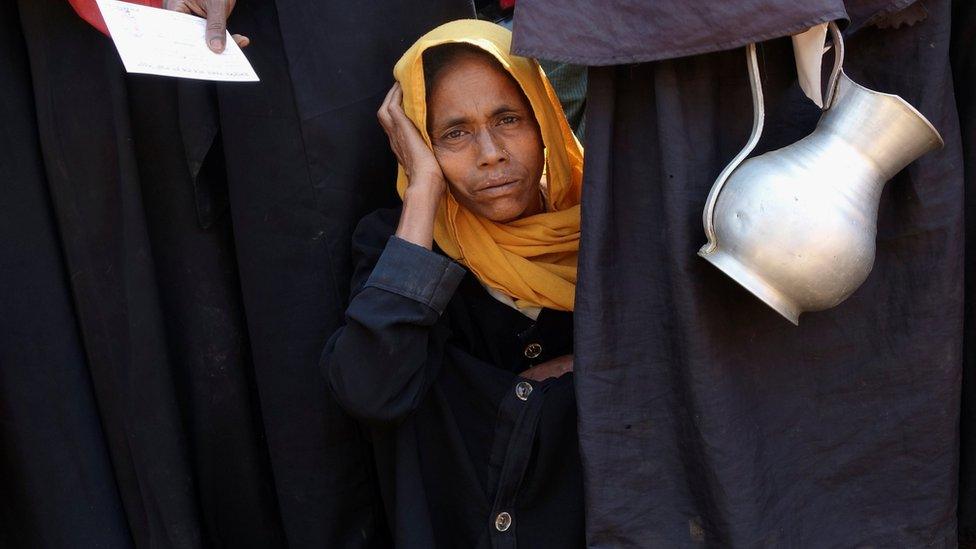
[0,4,130,546]
[217,1,473,545]
[323,209,584,549]
[512,0,848,65]
[14,1,222,545]
[953,0,976,545]
[127,78,285,548]
[513,0,963,546]
[4,0,473,547]
[9,1,285,546]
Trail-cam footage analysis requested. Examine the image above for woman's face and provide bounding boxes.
[427,53,545,223]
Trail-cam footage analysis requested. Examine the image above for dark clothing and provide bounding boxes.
[513,0,965,547]
[323,209,585,549]
[511,0,848,65]
[1,5,132,546]
[954,0,976,545]
[216,2,473,544]
[3,0,473,547]
[12,2,247,546]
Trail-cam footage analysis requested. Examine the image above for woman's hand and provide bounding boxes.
[378,84,443,184]
[520,354,573,382]
[378,83,446,249]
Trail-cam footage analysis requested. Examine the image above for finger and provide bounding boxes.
[387,90,420,143]
[377,102,394,128]
[164,1,192,13]
[383,85,402,124]
[377,108,394,133]
[204,0,228,53]
[177,0,206,17]
[388,95,422,143]
[187,2,206,16]
[381,107,402,145]
[388,85,410,123]
[231,34,250,48]
[377,113,400,153]
[382,83,397,109]
[377,85,397,126]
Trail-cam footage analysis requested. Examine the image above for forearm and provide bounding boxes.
[324,291,442,424]
[323,236,465,423]
[395,176,444,250]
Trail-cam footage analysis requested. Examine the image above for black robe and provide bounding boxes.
[2,0,472,546]
[1,4,131,546]
[953,1,976,545]
[513,0,967,546]
[323,209,584,549]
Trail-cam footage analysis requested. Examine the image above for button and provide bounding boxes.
[523,342,542,359]
[515,381,533,401]
[494,511,512,532]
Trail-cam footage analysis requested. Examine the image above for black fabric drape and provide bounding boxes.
[216,1,472,546]
[0,3,131,546]
[512,0,847,65]
[16,1,208,545]
[127,78,286,548]
[3,0,473,547]
[10,0,286,546]
[953,0,976,545]
[510,0,930,64]
[515,0,965,546]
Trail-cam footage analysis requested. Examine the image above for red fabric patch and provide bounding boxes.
[67,0,163,36]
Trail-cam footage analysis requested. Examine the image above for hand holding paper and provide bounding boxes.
[96,0,259,82]
[162,0,247,53]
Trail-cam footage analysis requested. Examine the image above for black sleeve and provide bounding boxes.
[322,211,466,425]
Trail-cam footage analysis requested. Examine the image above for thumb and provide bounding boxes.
[205,0,227,53]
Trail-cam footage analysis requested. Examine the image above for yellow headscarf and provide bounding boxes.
[393,19,583,312]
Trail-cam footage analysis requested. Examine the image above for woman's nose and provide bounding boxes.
[475,129,508,167]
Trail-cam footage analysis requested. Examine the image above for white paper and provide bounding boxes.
[95,0,258,82]
[791,23,829,108]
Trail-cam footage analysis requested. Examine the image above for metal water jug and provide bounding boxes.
[698,22,943,324]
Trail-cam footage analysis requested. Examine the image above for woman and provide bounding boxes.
[322,19,584,548]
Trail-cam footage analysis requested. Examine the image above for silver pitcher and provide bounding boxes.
[698,22,943,324]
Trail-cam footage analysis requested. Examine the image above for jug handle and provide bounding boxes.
[821,21,845,109]
[700,21,844,254]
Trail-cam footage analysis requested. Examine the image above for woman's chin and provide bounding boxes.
[476,199,533,223]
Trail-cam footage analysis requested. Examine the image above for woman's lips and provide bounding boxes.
[478,179,519,194]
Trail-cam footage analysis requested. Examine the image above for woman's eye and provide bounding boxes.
[499,115,518,125]
[444,129,464,140]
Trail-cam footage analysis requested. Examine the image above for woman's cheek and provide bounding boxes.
[443,156,480,198]
[514,130,543,167]
[434,150,461,181]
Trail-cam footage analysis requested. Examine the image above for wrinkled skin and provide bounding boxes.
[425,52,545,223]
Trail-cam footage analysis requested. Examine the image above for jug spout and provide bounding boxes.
[820,73,944,181]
